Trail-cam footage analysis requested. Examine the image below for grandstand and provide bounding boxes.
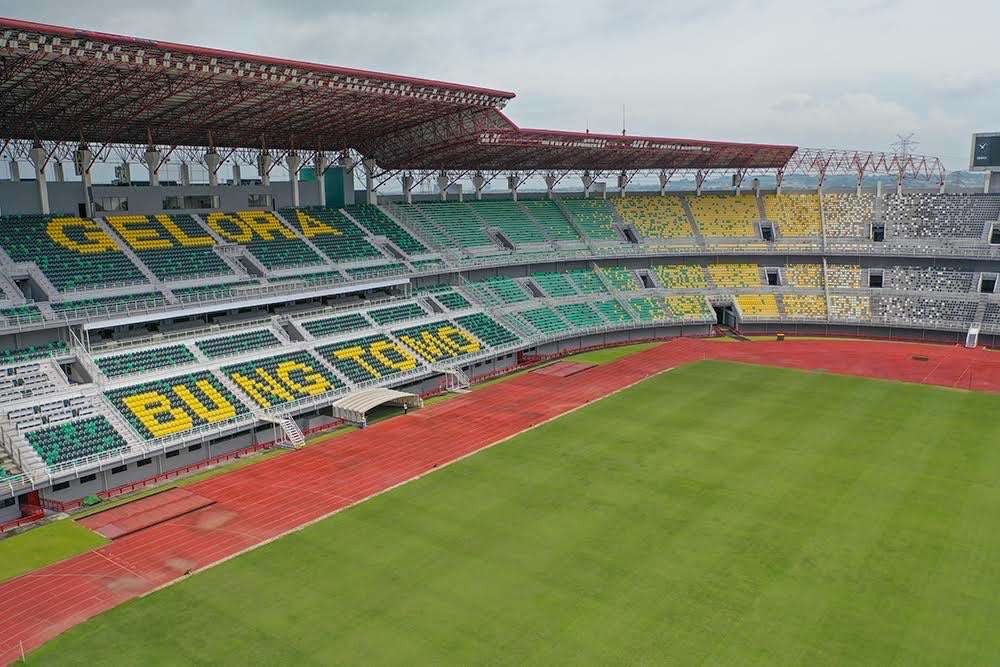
[0,14,994,588]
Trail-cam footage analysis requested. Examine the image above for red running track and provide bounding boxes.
[2,337,1000,662]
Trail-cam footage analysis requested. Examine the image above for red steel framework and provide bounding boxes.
[0,17,946,183]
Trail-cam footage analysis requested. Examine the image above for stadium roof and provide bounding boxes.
[0,17,796,173]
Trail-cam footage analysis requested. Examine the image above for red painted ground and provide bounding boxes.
[80,489,214,540]
[533,361,597,377]
[2,337,1000,663]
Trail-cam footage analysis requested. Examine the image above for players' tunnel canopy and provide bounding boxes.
[0,17,797,172]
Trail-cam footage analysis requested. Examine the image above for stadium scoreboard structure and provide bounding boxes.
[970,132,1000,193]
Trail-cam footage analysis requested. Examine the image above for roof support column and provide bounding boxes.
[258,151,272,187]
[76,144,94,218]
[695,170,705,196]
[232,164,242,186]
[618,170,628,198]
[205,150,221,187]
[179,162,191,187]
[8,159,19,182]
[53,161,65,183]
[855,168,864,197]
[144,146,161,186]
[362,157,377,205]
[401,173,414,204]
[472,171,485,201]
[816,167,827,194]
[507,173,519,202]
[658,170,669,196]
[775,168,785,195]
[314,154,329,206]
[30,144,50,215]
[581,170,592,199]
[896,172,904,196]
[437,171,449,201]
[545,173,557,199]
[286,152,301,207]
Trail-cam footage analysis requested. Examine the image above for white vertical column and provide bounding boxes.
[179,162,191,187]
[437,171,449,201]
[314,154,329,206]
[206,150,221,187]
[31,145,50,215]
[473,171,485,201]
[8,160,19,182]
[401,173,414,204]
[232,163,242,186]
[286,152,301,207]
[53,161,65,183]
[545,173,557,199]
[508,174,518,202]
[144,147,161,186]
[362,158,377,205]
[658,171,668,196]
[581,170,593,198]
[695,170,705,196]
[257,151,272,187]
[76,145,94,217]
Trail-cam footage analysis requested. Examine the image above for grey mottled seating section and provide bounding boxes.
[883,194,1000,239]
[888,265,975,292]
[872,296,976,324]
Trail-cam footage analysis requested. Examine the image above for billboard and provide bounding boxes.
[970,133,1000,171]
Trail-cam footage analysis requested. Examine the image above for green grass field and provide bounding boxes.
[0,519,107,584]
[30,361,1000,665]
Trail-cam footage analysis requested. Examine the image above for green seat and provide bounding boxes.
[453,313,520,347]
[96,344,196,378]
[196,330,281,359]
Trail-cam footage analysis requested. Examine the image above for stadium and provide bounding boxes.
[1,12,1000,664]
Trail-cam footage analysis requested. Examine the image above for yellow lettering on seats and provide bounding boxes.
[437,325,481,354]
[232,369,295,408]
[295,210,342,238]
[238,211,296,240]
[123,391,192,436]
[276,360,330,396]
[206,212,253,243]
[400,331,451,362]
[334,345,382,379]
[156,214,214,247]
[47,217,119,254]
[174,380,236,423]
[370,340,418,372]
[107,215,173,251]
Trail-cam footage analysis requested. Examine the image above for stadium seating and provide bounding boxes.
[666,296,713,319]
[469,200,546,245]
[344,204,427,254]
[883,194,999,239]
[196,330,282,359]
[280,208,382,262]
[477,277,530,304]
[736,294,779,318]
[516,307,570,334]
[0,215,146,291]
[655,264,707,288]
[614,195,694,238]
[399,202,494,248]
[594,299,634,323]
[708,263,761,288]
[432,290,472,310]
[203,211,324,269]
[556,303,604,328]
[763,194,822,236]
[826,264,863,289]
[316,334,421,383]
[346,263,406,280]
[412,259,446,272]
[106,371,247,440]
[394,320,485,362]
[50,292,165,316]
[369,302,428,325]
[873,296,976,324]
[784,263,823,288]
[782,294,827,319]
[821,193,872,237]
[601,266,639,291]
[302,313,371,338]
[568,269,608,294]
[560,199,620,239]
[519,201,581,240]
[0,304,43,323]
[0,362,60,403]
[453,313,520,347]
[888,266,975,292]
[173,281,259,301]
[223,351,344,409]
[0,340,67,365]
[106,214,231,280]
[687,195,759,237]
[628,297,670,322]
[26,415,128,466]
[95,344,196,378]
[532,272,578,297]
[829,294,871,320]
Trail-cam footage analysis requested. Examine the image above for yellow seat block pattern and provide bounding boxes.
[655,264,707,288]
[709,263,761,288]
[782,294,827,319]
[666,296,711,319]
[736,294,779,317]
[688,194,759,237]
[829,294,871,320]
[613,196,693,238]
[785,263,823,288]
[826,264,863,289]
[764,194,822,236]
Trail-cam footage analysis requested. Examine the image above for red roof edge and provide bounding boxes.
[0,16,517,100]
[516,127,798,152]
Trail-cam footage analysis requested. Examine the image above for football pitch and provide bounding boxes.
[30,360,1000,664]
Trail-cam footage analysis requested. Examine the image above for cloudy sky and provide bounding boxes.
[2,0,997,169]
